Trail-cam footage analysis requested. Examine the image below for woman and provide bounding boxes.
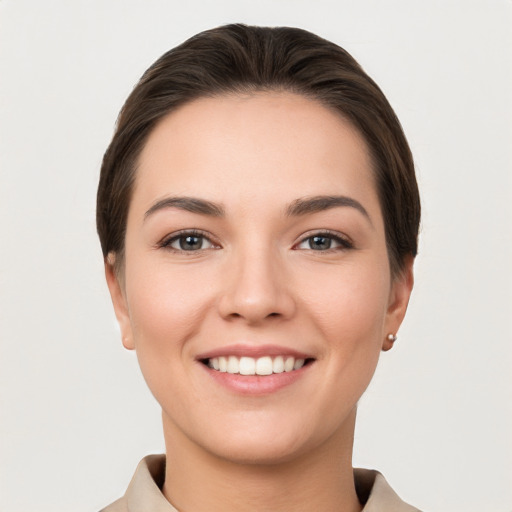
[97,24,421,511]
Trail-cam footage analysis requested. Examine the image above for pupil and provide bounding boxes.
[180,235,202,250]
[311,236,331,250]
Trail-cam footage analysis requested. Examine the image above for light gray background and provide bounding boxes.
[1,1,511,511]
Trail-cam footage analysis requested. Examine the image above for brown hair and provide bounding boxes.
[97,23,420,276]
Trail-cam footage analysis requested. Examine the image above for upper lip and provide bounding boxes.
[196,344,314,361]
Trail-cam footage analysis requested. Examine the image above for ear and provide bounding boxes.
[104,254,135,350]
[382,256,414,351]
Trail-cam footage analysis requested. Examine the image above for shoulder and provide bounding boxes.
[355,468,422,512]
[99,496,128,512]
[98,454,171,512]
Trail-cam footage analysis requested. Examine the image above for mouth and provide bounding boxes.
[201,355,315,376]
[196,345,316,394]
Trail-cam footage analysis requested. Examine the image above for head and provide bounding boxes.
[97,24,420,278]
[97,25,420,465]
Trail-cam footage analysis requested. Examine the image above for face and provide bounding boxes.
[106,92,413,465]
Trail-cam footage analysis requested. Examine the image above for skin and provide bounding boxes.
[106,92,414,512]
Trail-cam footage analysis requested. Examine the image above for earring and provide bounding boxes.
[387,333,397,343]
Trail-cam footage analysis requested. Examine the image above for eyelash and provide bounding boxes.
[294,230,354,252]
[158,229,354,253]
[159,229,219,253]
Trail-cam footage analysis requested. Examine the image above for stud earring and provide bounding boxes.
[387,334,397,343]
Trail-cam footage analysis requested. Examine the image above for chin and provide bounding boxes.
[190,411,338,467]
[161,385,359,467]
[203,432,312,466]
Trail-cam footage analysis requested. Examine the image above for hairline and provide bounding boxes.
[108,88,402,280]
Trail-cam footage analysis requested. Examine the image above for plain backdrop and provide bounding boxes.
[1,1,511,511]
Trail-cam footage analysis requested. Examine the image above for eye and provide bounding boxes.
[161,230,218,252]
[295,232,353,251]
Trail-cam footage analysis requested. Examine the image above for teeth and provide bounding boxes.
[227,356,238,374]
[284,356,295,372]
[293,358,305,370]
[207,355,307,375]
[239,356,256,375]
[272,355,284,374]
[256,356,273,375]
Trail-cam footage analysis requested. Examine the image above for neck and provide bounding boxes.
[162,409,362,512]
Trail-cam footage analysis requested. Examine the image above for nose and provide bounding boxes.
[217,249,296,325]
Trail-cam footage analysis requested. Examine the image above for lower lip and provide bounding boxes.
[200,363,313,395]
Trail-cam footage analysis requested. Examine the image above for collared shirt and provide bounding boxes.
[100,454,421,512]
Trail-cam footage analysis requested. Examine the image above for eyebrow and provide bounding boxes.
[144,194,371,223]
[286,195,372,222]
[144,196,225,219]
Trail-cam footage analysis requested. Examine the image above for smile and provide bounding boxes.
[197,346,315,394]
[206,355,307,375]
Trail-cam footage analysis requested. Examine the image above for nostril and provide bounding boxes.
[217,283,296,323]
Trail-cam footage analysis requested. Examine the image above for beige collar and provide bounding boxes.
[102,454,420,512]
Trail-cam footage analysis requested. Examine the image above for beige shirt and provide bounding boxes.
[100,455,421,512]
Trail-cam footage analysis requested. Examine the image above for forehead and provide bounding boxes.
[132,92,380,219]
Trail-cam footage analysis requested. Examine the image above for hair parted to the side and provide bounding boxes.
[97,23,420,276]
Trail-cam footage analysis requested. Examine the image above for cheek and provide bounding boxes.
[123,260,215,373]
[298,259,390,345]
[122,261,220,417]
[298,260,390,403]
